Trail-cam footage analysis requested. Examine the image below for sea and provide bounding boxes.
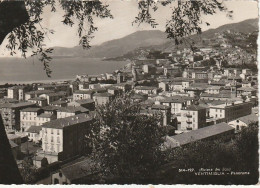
[0,57,129,85]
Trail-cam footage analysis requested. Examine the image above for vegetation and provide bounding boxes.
[85,94,167,183]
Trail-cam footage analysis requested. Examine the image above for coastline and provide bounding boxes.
[0,78,74,85]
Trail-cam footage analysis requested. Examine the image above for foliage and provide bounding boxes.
[19,158,37,183]
[85,94,167,183]
[133,0,231,47]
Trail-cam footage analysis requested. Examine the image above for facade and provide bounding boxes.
[26,126,43,143]
[209,101,253,122]
[20,107,44,131]
[92,93,114,105]
[228,113,258,132]
[134,86,158,96]
[191,72,208,79]
[40,114,93,164]
[68,99,95,111]
[25,90,54,101]
[73,90,94,101]
[28,97,48,107]
[7,86,28,101]
[0,102,36,130]
[57,106,89,119]
[36,113,57,126]
[179,105,207,131]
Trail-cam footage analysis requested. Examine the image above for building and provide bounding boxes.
[50,100,68,107]
[228,113,258,132]
[224,68,242,77]
[0,102,36,130]
[26,126,43,143]
[179,104,206,131]
[7,86,28,101]
[73,90,94,101]
[134,86,158,96]
[157,96,193,117]
[40,114,93,164]
[165,123,235,148]
[191,72,208,79]
[205,86,224,94]
[28,97,48,107]
[20,107,44,132]
[51,157,98,184]
[25,90,54,101]
[78,82,89,91]
[40,91,67,105]
[209,101,253,122]
[57,106,89,119]
[92,93,114,106]
[68,99,95,111]
[36,113,57,126]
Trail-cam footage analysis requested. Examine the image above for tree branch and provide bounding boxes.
[0,0,29,45]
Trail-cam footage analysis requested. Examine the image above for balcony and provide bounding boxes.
[186,120,192,124]
[186,114,192,118]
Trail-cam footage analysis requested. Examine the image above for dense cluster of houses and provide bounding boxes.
[0,44,258,184]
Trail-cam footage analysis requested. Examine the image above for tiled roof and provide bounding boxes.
[57,106,89,113]
[26,126,42,133]
[184,105,206,111]
[75,99,94,104]
[28,97,47,101]
[165,123,234,148]
[42,113,92,129]
[21,107,42,112]
[93,92,113,97]
[37,113,55,118]
[25,90,54,95]
[0,102,35,108]
[134,86,157,90]
[61,157,98,181]
[237,114,258,125]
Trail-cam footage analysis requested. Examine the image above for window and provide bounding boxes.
[51,136,53,142]
[57,137,60,143]
[54,178,59,184]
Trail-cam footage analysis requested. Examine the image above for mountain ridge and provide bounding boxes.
[51,18,258,58]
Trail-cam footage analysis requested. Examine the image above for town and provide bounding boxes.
[0,31,258,184]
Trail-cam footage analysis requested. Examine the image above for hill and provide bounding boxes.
[51,30,168,58]
[51,18,258,59]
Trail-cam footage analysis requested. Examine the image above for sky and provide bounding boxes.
[0,0,258,56]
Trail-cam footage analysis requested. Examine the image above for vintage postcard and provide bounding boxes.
[0,0,258,185]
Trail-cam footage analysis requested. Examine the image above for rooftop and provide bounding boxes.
[183,105,206,111]
[0,102,35,109]
[165,123,234,148]
[42,113,93,129]
[57,106,89,113]
[236,114,258,125]
[134,86,157,90]
[37,113,56,118]
[93,92,113,97]
[75,99,94,104]
[61,157,98,181]
[21,107,42,112]
[26,126,42,133]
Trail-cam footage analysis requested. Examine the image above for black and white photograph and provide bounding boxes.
[0,0,259,185]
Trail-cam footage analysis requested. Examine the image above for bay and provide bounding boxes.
[0,57,128,84]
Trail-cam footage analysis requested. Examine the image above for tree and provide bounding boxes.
[85,94,167,183]
[0,0,231,76]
